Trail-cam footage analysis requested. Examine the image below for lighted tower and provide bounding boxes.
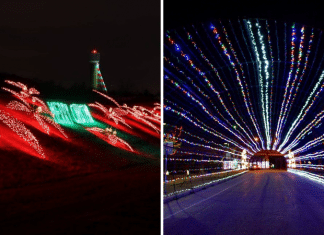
[90,49,107,93]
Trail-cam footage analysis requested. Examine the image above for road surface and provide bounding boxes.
[164,170,324,235]
[0,164,160,234]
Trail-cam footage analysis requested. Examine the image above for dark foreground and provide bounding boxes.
[0,164,160,234]
[164,170,324,235]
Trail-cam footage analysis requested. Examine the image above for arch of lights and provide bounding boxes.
[164,19,324,178]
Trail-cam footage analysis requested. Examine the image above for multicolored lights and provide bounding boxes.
[164,19,324,171]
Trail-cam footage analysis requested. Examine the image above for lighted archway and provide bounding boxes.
[250,150,286,170]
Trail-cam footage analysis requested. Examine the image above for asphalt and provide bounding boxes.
[164,170,324,235]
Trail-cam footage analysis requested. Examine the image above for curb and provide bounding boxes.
[163,171,248,203]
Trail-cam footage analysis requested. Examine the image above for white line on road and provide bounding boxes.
[164,174,252,220]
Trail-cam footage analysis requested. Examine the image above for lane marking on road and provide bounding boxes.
[164,174,252,220]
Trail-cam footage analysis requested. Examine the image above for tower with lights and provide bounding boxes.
[90,49,107,93]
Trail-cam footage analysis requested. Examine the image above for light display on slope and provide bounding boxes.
[47,102,95,126]
[85,126,134,152]
[0,109,45,158]
[88,102,131,128]
[70,104,95,124]
[125,106,160,133]
[164,19,324,173]
[47,102,74,125]
[92,90,160,133]
[3,80,68,138]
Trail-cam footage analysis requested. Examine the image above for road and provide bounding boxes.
[0,164,160,234]
[164,170,324,235]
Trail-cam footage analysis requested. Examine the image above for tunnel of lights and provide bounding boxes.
[250,150,286,169]
[164,18,324,181]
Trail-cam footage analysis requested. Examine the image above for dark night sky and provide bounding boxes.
[164,1,324,32]
[0,0,160,94]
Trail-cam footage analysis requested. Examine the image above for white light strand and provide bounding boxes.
[0,109,45,158]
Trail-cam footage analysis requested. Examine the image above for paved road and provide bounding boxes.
[164,170,324,235]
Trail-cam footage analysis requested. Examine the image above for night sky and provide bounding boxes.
[164,1,324,31]
[0,0,160,94]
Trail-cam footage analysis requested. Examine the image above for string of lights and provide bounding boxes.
[3,81,68,138]
[166,32,259,151]
[164,19,324,180]
[0,109,45,158]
